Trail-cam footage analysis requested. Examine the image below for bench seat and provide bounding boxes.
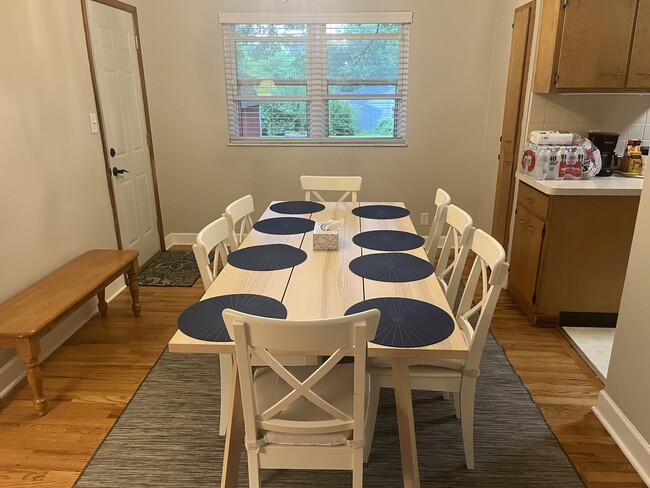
[0,249,140,415]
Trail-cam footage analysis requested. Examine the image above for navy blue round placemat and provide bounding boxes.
[349,253,434,282]
[352,205,410,220]
[353,230,425,252]
[253,217,316,235]
[345,297,454,347]
[270,201,326,215]
[227,244,307,271]
[178,294,287,342]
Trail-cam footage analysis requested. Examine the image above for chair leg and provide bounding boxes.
[363,380,381,463]
[442,391,450,400]
[248,452,261,488]
[452,391,460,419]
[459,378,477,470]
[219,354,233,436]
[353,448,364,488]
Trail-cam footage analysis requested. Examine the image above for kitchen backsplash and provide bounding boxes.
[527,94,650,154]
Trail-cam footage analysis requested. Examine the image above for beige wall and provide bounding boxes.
[604,184,650,442]
[142,0,510,234]
[0,1,119,367]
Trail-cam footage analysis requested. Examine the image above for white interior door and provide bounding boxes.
[87,1,161,265]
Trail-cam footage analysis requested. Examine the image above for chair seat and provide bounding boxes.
[254,364,360,446]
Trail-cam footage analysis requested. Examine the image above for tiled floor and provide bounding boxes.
[561,327,616,381]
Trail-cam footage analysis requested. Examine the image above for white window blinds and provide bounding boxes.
[220,12,412,145]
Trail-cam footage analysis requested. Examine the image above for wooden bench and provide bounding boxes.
[0,249,141,415]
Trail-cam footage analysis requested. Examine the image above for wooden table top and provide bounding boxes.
[169,202,468,360]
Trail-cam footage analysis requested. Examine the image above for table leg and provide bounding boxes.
[97,289,108,317]
[16,338,48,416]
[221,356,244,488]
[126,260,141,317]
[392,358,420,488]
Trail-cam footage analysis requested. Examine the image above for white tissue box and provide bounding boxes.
[313,223,338,251]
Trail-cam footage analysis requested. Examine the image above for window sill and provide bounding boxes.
[227,141,408,148]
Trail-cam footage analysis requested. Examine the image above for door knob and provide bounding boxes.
[112,167,129,176]
[109,148,116,157]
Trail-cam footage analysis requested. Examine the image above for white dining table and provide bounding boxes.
[168,201,469,488]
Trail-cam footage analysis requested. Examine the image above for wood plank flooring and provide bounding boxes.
[0,258,644,486]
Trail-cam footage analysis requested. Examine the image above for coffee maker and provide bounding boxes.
[588,131,619,177]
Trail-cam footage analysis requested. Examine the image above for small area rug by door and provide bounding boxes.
[138,251,205,287]
[74,334,584,487]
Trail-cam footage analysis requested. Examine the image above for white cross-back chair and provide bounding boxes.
[423,188,452,255]
[364,229,508,469]
[193,216,230,291]
[223,308,380,488]
[224,195,254,251]
[300,175,362,203]
[192,216,233,435]
[431,204,474,307]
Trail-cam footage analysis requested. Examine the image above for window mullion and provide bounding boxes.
[308,24,325,138]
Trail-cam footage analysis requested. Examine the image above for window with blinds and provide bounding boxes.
[220,12,412,145]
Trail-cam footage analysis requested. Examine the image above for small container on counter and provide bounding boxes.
[641,146,649,176]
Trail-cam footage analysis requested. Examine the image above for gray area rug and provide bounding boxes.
[75,334,584,487]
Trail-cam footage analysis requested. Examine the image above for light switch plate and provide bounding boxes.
[420,213,429,226]
[89,113,99,134]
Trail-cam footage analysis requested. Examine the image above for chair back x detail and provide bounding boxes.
[223,308,380,488]
[301,175,362,203]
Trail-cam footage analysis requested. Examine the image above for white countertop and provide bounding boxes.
[516,172,643,196]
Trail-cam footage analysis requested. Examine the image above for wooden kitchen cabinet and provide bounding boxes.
[628,0,650,89]
[534,0,647,92]
[508,180,640,326]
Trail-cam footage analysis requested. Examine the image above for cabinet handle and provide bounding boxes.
[635,72,650,76]
[527,225,535,232]
[525,197,535,204]
[519,218,527,225]
[600,72,621,76]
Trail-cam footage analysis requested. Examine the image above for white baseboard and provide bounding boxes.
[0,279,126,400]
[165,233,198,250]
[593,390,650,486]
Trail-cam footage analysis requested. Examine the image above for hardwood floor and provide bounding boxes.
[0,266,644,486]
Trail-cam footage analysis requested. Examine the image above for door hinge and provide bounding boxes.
[541,226,546,238]
[498,154,501,160]
[135,35,139,50]
[562,0,568,7]
[532,293,537,305]
[146,133,151,146]
[500,135,503,142]
[553,72,559,85]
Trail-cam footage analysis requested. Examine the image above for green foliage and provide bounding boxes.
[374,118,395,137]
[260,102,307,137]
[328,100,359,136]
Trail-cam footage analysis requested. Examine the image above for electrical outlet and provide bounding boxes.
[420,212,429,226]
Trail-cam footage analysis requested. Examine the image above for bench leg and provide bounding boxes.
[16,338,48,416]
[97,289,108,317]
[127,260,141,317]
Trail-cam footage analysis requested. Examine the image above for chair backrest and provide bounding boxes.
[300,175,362,203]
[192,216,230,291]
[223,308,380,448]
[424,188,452,255]
[432,204,474,304]
[450,229,508,372]
[224,195,254,251]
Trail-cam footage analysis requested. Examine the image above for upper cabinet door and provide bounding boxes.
[556,0,636,89]
[628,0,650,88]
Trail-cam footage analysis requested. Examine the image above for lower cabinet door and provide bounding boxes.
[509,205,545,306]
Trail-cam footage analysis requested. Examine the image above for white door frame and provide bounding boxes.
[81,0,165,259]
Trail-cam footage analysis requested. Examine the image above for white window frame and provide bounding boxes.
[219,12,413,146]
